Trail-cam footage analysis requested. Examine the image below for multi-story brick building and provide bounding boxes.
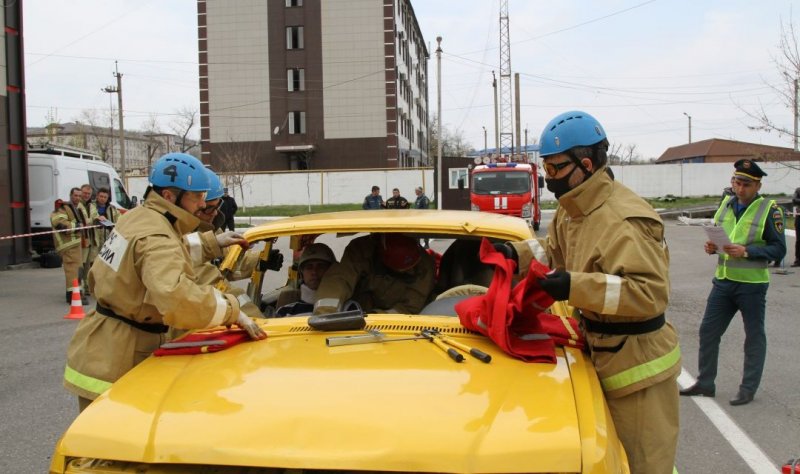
[198,0,429,171]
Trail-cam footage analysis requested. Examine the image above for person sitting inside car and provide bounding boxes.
[276,243,337,316]
[313,233,435,315]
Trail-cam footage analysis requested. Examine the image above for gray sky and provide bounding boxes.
[24,0,799,160]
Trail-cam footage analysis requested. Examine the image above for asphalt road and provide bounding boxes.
[1,221,798,473]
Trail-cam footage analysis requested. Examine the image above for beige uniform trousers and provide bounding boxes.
[82,245,99,293]
[608,372,679,474]
[60,245,83,291]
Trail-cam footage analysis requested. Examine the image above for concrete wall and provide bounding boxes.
[126,161,800,207]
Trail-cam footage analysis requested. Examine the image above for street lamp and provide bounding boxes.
[683,112,692,144]
[482,126,487,155]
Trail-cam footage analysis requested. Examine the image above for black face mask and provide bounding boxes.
[545,162,583,199]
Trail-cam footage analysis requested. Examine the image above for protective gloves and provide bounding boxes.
[233,294,267,340]
[538,268,571,301]
[260,249,284,272]
[493,242,518,263]
[216,231,246,248]
[237,312,267,340]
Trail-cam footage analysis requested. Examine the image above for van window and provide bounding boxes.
[88,170,111,197]
[113,179,132,209]
[29,164,55,202]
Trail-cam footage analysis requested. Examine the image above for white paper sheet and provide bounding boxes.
[704,226,732,252]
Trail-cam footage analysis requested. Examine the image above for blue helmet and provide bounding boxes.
[205,168,224,201]
[539,110,607,157]
[149,153,210,192]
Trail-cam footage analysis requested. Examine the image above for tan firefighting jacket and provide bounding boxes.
[50,203,83,253]
[512,168,680,399]
[91,204,120,248]
[64,191,241,400]
[314,235,435,314]
[78,200,98,246]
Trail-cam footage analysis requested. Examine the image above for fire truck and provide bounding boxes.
[469,156,544,230]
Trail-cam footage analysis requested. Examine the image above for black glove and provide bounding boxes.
[493,242,518,263]
[54,223,67,230]
[263,249,284,272]
[538,269,571,301]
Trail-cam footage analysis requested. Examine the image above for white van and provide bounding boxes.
[27,145,136,254]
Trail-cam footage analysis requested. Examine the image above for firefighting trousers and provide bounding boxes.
[607,373,679,474]
[60,245,83,291]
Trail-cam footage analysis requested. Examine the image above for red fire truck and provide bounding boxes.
[469,157,544,231]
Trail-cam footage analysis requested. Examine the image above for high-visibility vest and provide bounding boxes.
[714,195,772,283]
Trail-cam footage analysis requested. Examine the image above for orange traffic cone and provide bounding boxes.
[64,278,86,320]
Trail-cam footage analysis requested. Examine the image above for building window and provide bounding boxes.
[287,68,305,91]
[449,168,469,189]
[285,0,302,6]
[286,26,304,49]
[288,111,306,134]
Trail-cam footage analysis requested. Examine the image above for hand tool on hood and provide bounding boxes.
[421,328,492,363]
[326,329,427,347]
[159,339,227,349]
[308,309,367,331]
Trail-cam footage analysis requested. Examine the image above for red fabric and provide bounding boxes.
[426,248,442,279]
[455,238,585,363]
[153,328,252,356]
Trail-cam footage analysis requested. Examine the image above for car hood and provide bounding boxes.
[59,316,582,473]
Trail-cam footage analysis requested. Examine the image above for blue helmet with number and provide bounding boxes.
[149,153,210,192]
[204,168,224,201]
[539,110,607,157]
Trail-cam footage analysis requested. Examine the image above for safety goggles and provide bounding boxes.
[200,200,223,215]
[543,160,575,177]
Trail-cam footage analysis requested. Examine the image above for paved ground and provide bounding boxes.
[1,221,798,473]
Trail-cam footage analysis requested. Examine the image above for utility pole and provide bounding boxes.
[482,126,487,155]
[435,36,443,210]
[492,71,499,155]
[794,78,799,152]
[683,112,692,144]
[524,126,528,162]
[103,61,126,181]
[514,72,521,158]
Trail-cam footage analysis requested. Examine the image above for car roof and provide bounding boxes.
[241,209,534,243]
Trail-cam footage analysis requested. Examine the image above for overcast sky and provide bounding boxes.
[24,0,798,160]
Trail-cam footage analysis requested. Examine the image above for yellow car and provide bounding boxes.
[50,210,629,474]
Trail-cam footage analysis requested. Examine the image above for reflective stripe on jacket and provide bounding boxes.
[512,168,680,398]
[713,196,771,283]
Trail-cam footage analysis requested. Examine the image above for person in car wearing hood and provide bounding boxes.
[276,243,337,316]
[501,111,680,474]
[64,153,266,413]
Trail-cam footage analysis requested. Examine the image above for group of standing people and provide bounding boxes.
[51,184,120,304]
[362,185,430,211]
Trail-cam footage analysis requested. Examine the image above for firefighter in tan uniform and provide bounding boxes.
[166,168,279,341]
[504,111,680,473]
[64,153,266,412]
[78,183,99,296]
[313,233,435,315]
[50,187,88,304]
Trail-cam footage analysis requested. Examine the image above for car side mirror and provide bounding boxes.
[131,196,138,208]
[538,176,544,189]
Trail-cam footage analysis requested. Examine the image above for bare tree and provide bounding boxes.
[607,142,624,165]
[429,116,473,157]
[215,140,258,212]
[76,108,117,163]
[742,11,800,167]
[170,106,199,153]
[140,114,164,171]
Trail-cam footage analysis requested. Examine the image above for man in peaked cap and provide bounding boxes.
[681,158,785,406]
